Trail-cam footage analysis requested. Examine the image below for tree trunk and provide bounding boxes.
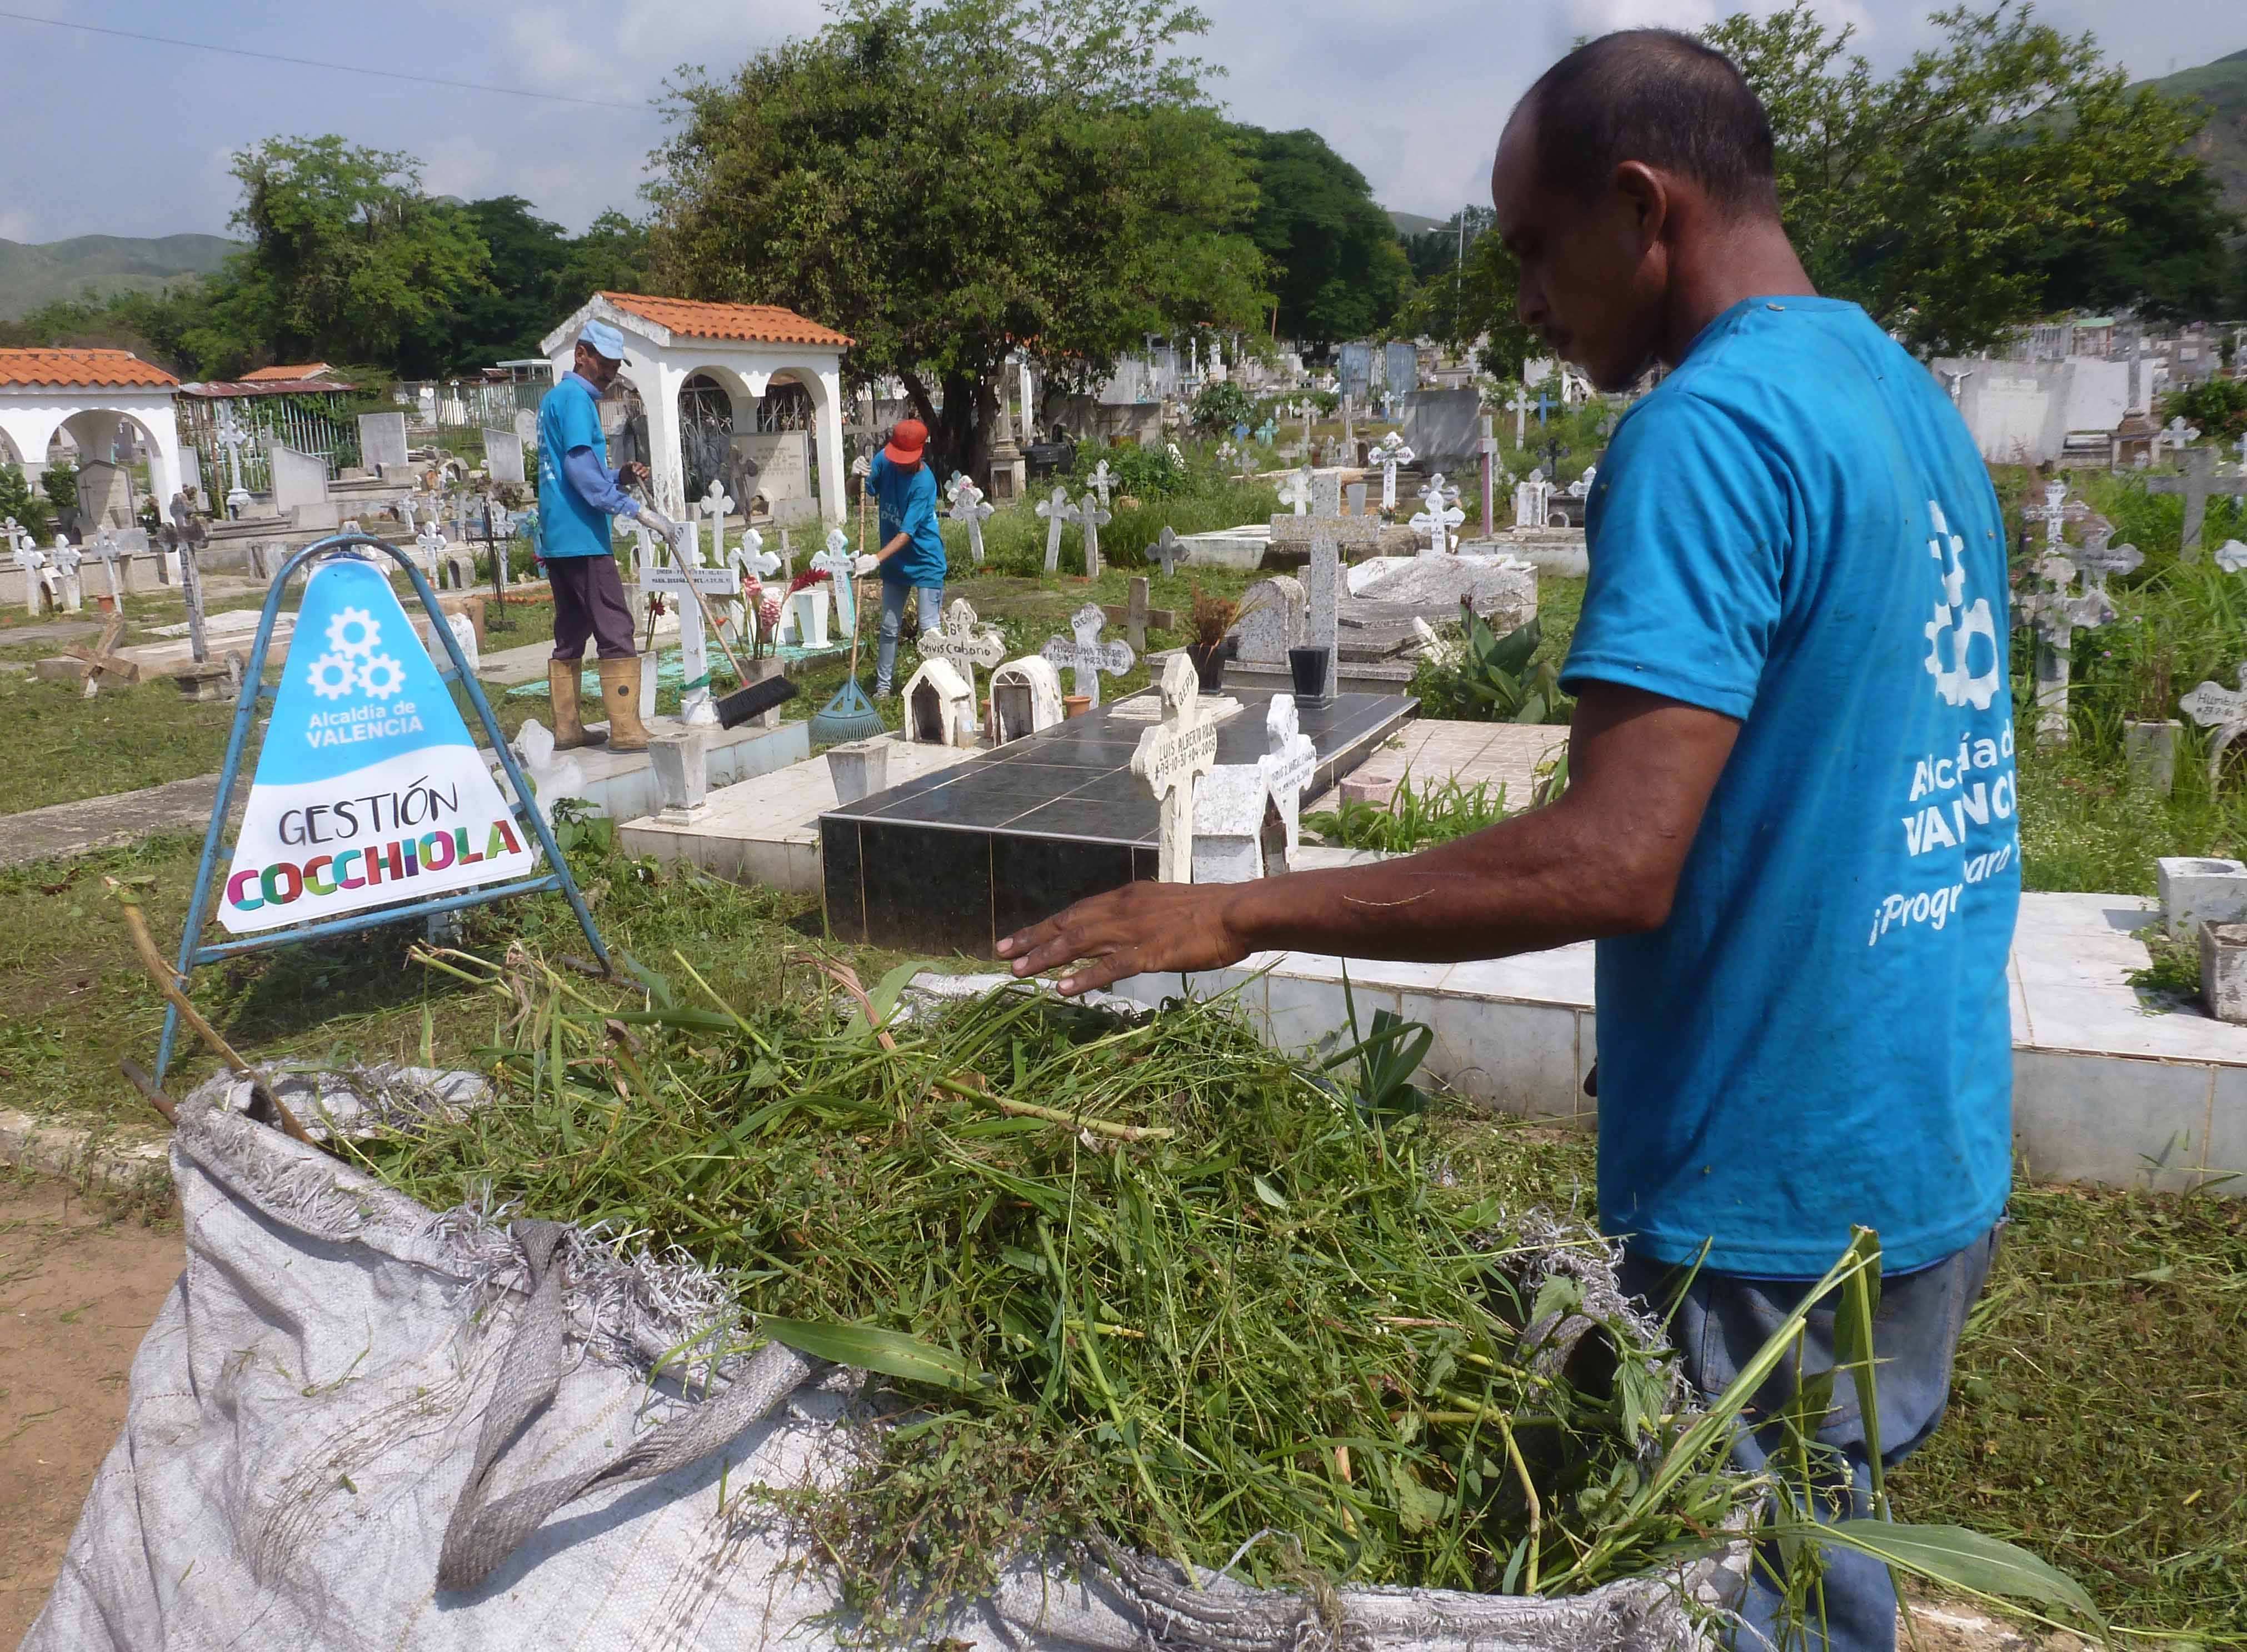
[898,367,998,488]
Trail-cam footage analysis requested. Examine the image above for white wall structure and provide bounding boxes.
[541,293,851,526]
[1932,356,2129,467]
[0,348,184,516]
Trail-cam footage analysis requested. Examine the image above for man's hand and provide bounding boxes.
[997,879,1249,995]
[618,461,651,490]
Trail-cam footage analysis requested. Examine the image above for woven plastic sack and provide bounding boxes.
[28,1096,1740,1651]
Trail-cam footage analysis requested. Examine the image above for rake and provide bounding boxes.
[808,476,889,745]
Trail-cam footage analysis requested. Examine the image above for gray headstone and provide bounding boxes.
[76,460,133,531]
[1401,388,1482,470]
[483,428,526,485]
[1384,341,1420,398]
[269,444,330,512]
[1232,576,1305,667]
[358,412,410,471]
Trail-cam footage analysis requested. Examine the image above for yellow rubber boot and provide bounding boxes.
[548,660,605,750]
[597,656,651,753]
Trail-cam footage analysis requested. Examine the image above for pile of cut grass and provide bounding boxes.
[351,960,1753,1630]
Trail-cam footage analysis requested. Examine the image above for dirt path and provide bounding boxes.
[0,1175,180,1646]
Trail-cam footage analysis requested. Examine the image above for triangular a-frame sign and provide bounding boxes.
[218,557,537,934]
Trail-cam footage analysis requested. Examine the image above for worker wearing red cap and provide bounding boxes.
[865,418,950,696]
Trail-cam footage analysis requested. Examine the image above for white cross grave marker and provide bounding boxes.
[640,510,738,726]
[1086,458,1117,511]
[92,527,127,608]
[1132,652,1220,882]
[2068,514,2143,591]
[2018,552,2117,745]
[2183,667,2247,783]
[1411,475,1466,554]
[413,521,447,583]
[918,597,1007,716]
[2161,416,2202,458]
[1369,430,1416,513]
[1040,602,1135,706]
[50,541,82,613]
[1507,385,1532,448]
[1155,525,1186,578]
[1066,490,1112,578]
[1280,465,1314,517]
[7,521,43,617]
[946,474,994,565]
[1260,692,1319,870]
[811,527,858,632]
[2021,480,2091,550]
[1036,482,1072,574]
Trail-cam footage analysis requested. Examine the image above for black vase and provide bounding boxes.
[1288,645,1332,703]
[1187,643,1226,693]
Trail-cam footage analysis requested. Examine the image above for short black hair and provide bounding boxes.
[1520,30,1779,218]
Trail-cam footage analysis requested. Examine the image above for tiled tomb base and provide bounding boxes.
[821,688,1415,955]
[1106,891,2247,1196]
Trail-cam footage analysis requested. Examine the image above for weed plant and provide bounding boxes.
[354,967,1761,1625]
[959,481,1279,577]
[1307,775,1517,853]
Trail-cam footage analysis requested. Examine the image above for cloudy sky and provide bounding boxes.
[0,0,2236,245]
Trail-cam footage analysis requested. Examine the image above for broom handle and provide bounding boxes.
[674,542,752,686]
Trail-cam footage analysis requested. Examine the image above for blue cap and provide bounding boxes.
[578,318,627,361]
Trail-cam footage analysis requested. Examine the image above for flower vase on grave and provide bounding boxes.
[1187,641,1229,693]
[1287,645,1332,705]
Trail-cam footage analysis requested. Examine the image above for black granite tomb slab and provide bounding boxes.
[820,686,1416,955]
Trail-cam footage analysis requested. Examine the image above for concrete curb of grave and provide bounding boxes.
[0,1106,171,1192]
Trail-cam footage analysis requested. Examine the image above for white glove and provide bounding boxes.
[854,553,880,577]
[636,505,681,541]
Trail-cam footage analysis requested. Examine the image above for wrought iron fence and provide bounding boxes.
[177,392,361,500]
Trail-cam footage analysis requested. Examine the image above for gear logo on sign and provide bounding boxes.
[1921,501,2001,710]
[305,607,406,702]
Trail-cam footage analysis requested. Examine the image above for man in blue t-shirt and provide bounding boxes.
[1000,31,2014,1650]
[862,417,949,696]
[535,318,674,753]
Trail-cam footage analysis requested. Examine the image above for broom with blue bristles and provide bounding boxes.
[807,455,888,745]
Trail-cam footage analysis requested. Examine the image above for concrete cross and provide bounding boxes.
[1036,482,1072,574]
[1155,525,1186,578]
[177,532,209,664]
[2021,480,2091,550]
[2068,514,2143,591]
[1065,491,1112,578]
[1304,512,1379,688]
[1259,692,1319,869]
[1280,466,1314,517]
[1369,431,1416,513]
[1411,475,1466,555]
[699,477,737,566]
[1506,385,1532,448]
[946,473,993,565]
[1215,440,1237,471]
[918,596,1007,715]
[2018,552,2118,745]
[91,527,127,607]
[1085,458,1117,510]
[1131,652,1220,883]
[2160,416,2203,457]
[811,528,858,632]
[13,534,49,617]
[2147,448,2247,560]
[49,541,83,613]
[1040,601,1136,706]
[413,521,447,582]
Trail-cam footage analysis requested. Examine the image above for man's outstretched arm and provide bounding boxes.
[996,682,1740,995]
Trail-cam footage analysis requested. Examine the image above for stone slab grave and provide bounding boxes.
[820,686,1414,954]
[483,427,526,486]
[358,412,410,473]
[1305,720,1571,820]
[618,735,980,896]
[1100,890,2247,1195]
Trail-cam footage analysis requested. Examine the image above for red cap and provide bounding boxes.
[883,418,928,466]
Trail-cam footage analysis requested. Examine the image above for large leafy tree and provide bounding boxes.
[421,199,654,370]
[1238,126,1408,345]
[650,0,1269,481]
[1707,2,2228,352]
[223,135,491,374]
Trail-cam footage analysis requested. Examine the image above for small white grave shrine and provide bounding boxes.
[989,656,1066,742]
[902,657,978,747]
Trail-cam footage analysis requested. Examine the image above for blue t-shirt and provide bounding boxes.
[869,452,947,587]
[1564,296,2018,1277]
[535,374,616,560]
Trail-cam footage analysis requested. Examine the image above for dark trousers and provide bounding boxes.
[547,553,637,661]
[1617,1228,1998,1652]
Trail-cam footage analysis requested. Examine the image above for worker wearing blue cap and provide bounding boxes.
[535,317,672,752]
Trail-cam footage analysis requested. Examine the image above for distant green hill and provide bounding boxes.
[1387,209,1450,239]
[0,233,239,321]
[2142,47,2247,219]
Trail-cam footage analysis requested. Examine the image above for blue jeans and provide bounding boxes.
[1617,1228,1998,1652]
[875,580,943,692]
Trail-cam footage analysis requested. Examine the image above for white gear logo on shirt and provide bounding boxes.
[1922,501,2000,710]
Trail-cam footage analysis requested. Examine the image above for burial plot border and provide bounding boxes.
[154,532,609,1082]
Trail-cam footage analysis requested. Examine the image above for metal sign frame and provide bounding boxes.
[154,532,609,1082]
